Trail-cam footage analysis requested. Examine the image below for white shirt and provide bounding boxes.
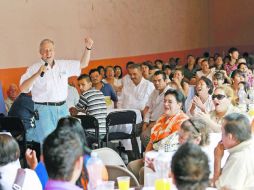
[216,139,254,189]
[20,59,80,102]
[196,67,215,81]
[119,77,154,110]
[66,85,80,108]
[188,95,215,116]
[144,85,171,123]
[0,160,42,190]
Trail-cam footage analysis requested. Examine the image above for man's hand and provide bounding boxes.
[142,122,148,132]
[85,37,94,49]
[25,148,38,170]
[214,141,225,160]
[69,107,78,116]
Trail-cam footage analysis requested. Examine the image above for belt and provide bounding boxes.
[35,101,66,106]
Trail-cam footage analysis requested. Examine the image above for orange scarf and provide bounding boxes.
[150,112,188,142]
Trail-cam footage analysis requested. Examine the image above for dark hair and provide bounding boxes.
[231,69,244,79]
[97,66,105,72]
[114,65,123,78]
[237,62,247,70]
[162,65,171,71]
[153,70,166,80]
[141,61,152,70]
[77,74,91,83]
[180,118,209,146]
[128,63,141,70]
[187,54,194,59]
[56,116,90,155]
[126,61,135,69]
[0,134,20,166]
[213,71,225,81]
[228,47,238,54]
[203,52,210,58]
[165,89,186,112]
[89,68,100,76]
[199,76,214,94]
[43,127,84,181]
[223,113,251,143]
[154,59,163,65]
[171,142,210,190]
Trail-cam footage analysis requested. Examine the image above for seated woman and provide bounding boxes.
[197,85,240,133]
[0,134,42,190]
[103,66,123,94]
[188,76,214,116]
[171,69,189,97]
[25,116,108,190]
[230,69,245,100]
[196,59,215,81]
[127,89,188,185]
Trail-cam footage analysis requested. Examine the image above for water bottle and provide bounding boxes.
[238,86,247,104]
[153,150,170,190]
[87,152,103,190]
[238,86,247,112]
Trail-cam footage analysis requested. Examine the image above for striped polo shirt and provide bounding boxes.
[76,89,107,134]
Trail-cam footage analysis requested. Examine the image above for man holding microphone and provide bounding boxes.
[20,37,93,143]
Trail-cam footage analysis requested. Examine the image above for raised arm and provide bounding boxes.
[80,37,94,68]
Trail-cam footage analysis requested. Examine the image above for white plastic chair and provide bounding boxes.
[92,147,127,168]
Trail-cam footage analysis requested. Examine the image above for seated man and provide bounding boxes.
[69,74,107,134]
[43,125,84,190]
[0,134,42,190]
[213,113,254,189]
[89,69,117,108]
[8,92,38,142]
[141,70,170,147]
[119,63,154,113]
[5,83,19,112]
[171,142,210,190]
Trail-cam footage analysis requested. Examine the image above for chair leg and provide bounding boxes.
[131,136,141,159]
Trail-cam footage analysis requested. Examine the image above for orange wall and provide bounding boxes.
[1,48,208,98]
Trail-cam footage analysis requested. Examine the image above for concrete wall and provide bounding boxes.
[0,0,209,69]
[208,0,254,53]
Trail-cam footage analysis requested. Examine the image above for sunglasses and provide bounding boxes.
[212,94,226,100]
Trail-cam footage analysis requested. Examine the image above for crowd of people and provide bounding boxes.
[1,38,254,190]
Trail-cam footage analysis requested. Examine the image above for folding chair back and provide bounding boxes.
[106,165,140,188]
[0,116,26,159]
[75,115,100,147]
[93,147,127,168]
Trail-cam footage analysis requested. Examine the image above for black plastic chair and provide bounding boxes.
[75,115,100,148]
[104,110,140,159]
[0,116,26,159]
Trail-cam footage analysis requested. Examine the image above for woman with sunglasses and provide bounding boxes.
[197,85,240,132]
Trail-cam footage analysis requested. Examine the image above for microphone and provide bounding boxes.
[40,62,48,77]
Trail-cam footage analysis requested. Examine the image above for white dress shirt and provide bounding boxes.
[119,77,154,111]
[20,59,80,102]
[216,139,254,189]
[144,85,171,123]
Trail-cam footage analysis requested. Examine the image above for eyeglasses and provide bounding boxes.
[188,119,200,134]
[212,94,226,100]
